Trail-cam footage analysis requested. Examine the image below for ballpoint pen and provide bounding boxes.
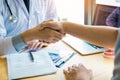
[29,51,34,62]
[18,47,35,62]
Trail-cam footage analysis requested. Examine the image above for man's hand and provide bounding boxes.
[37,28,64,43]
[21,27,64,44]
[27,40,49,50]
[39,20,65,35]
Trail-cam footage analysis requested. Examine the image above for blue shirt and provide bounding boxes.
[0,0,57,55]
[112,28,120,80]
[106,7,120,27]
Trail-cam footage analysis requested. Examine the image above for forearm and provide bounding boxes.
[21,29,36,44]
[63,22,118,48]
[21,28,41,44]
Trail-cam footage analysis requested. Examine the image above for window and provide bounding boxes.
[96,0,120,6]
[55,0,84,24]
[93,4,117,25]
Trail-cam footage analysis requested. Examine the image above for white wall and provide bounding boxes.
[96,0,120,6]
[55,0,84,24]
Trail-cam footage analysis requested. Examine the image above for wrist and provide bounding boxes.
[62,22,68,33]
[21,32,29,44]
[21,26,47,43]
[21,29,36,44]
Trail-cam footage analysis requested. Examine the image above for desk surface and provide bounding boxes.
[0,41,114,80]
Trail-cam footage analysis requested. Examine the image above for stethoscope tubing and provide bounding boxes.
[5,0,17,23]
[5,0,13,16]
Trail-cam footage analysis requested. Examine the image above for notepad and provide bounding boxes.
[7,49,57,80]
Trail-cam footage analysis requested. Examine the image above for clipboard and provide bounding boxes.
[7,49,57,80]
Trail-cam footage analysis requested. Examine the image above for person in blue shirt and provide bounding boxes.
[40,21,120,80]
[104,7,120,59]
[0,0,64,56]
[106,7,120,27]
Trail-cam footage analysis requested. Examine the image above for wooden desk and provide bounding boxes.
[0,41,114,80]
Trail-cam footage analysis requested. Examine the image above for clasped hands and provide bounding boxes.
[22,20,65,50]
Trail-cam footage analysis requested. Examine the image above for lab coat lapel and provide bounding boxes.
[16,0,29,20]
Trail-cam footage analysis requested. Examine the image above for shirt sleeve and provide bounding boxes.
[111,28,120,80]
[0,0,27,56]
[0,19,18,56]
[0,2,15,55]
[12,34,27,52]
[45,0,57,20]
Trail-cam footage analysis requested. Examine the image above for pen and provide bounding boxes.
[18,46,35,62]
[29,51,34,62]
[55,53,75,68]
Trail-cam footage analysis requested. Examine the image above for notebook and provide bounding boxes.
[7,49,57,80]
[62,34,106,55]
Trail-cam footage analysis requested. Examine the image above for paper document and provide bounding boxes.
[7,49,57,80]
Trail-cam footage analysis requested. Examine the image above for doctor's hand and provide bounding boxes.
[21,27,64,44]
[27,40,49,50]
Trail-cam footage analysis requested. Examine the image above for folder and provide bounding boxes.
[7,49,57,80]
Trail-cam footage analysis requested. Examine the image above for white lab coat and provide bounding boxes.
[0,0,57,55]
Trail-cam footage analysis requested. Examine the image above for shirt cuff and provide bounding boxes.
[12,34,27,52]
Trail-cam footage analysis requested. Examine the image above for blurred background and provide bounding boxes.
[54,0,120,25]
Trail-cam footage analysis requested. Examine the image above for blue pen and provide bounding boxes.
[18,46,35,62]
[29,51,34,62]
[55,53,75,68]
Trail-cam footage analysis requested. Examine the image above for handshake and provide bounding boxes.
[21,20,65,50]
[38,20,65,43]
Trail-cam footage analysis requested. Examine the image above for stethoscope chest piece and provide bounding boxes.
[9,15,17,23]
[5,0,17,23]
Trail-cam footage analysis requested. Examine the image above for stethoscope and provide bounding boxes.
[5,0,17,23]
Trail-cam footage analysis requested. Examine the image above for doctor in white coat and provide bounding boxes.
[0,0,64,56]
